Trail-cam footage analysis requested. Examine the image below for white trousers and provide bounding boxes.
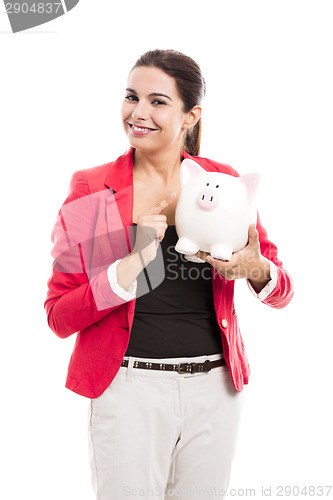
[87,353,244,499]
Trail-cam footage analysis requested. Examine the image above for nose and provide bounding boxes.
[131,101,149,121]
[197,189,218,210]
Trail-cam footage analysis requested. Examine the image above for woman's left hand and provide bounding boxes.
[195,223,271,292]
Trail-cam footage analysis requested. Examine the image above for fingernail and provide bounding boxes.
[169,192,176,198]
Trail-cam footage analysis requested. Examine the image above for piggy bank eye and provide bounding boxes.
[206,183,209,186]
[215,185,219,188]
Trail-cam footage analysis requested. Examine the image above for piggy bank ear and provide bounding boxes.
[179,159,207,188]
[239,173,260,202]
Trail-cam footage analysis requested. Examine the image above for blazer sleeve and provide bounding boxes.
[44,171,135,339]
[250,211,294,309]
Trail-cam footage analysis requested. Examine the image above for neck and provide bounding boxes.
[132,144,184,185]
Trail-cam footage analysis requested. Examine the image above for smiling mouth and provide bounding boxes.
[129,123,157,132]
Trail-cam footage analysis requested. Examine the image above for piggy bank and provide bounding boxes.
[175,159,260,263]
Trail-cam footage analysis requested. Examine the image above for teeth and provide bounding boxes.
[132,125,152,132]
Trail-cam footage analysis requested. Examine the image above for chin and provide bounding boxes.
[128,137,160,152]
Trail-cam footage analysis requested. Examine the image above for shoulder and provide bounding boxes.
[187,153,240,177]
[68,161,113,196]
[59,161,114,209]
[66,148,132,198]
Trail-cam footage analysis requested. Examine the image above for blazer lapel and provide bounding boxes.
[104,148,135,258]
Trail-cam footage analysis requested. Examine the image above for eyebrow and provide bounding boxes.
[125,88,172,101]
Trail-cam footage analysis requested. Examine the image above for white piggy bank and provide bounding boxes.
[175,159,260,263]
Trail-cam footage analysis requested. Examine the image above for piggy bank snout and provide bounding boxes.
[197,189,218,210]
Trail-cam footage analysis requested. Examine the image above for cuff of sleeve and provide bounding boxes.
[247,260,278,301]
[107,259,137,302]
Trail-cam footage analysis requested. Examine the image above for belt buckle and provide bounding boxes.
[176,361,212,374]
[177,362,194,374]
[187,360,212,373]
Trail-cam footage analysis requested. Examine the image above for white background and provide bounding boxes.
[1,1,332,499]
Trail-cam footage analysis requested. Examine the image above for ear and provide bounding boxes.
[179,159,206,188]
[182,105,202,131]
[239,173,260,202]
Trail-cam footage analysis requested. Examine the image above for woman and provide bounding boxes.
[45,49,294,499]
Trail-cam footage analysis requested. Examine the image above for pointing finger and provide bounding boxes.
[248,223,259,246]
[146,192,177,215]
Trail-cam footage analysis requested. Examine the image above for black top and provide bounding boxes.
[125,224,223,358]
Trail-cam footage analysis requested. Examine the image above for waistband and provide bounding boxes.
[119,353,226,378]
[123,352,224,364]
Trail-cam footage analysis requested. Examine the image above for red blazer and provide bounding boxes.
[44,147,294,398]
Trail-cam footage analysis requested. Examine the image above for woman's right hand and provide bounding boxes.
[131,192,177,267]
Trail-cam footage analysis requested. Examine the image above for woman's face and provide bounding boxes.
[121,66,196,153]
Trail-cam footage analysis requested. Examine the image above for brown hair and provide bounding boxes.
[130,49,206,156]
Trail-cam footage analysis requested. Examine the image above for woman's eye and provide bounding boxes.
[152,100,166,105]
[125,96,165,105]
